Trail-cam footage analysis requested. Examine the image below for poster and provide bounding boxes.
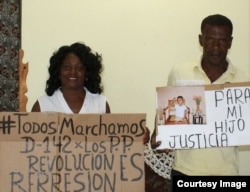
[0,112,146,192]
[156,82,250,149]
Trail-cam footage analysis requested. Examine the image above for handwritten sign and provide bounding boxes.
[156,82,250,149]
[0,112,146,192]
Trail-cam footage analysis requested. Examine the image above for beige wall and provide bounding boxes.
[22,0,250,174]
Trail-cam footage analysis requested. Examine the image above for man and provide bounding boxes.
[152,14,247,179]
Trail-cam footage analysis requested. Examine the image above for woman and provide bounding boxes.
[31,41,150,143]
[31,42,110,113]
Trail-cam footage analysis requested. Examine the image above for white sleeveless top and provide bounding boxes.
[38,88,106,113]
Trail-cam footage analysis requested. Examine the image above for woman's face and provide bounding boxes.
[59,53,87,90]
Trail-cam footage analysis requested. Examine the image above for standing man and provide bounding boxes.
[151,13,248,184]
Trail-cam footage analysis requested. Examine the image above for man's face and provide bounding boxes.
[199,24,233,66]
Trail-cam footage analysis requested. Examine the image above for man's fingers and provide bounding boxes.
[151,140,161,149]
[156,148,174,153]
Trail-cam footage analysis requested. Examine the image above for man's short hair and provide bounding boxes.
[201,14,233,35]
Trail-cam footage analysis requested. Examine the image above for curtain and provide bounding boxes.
[0,0,21,111]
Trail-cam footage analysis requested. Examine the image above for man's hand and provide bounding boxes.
[143,127,150,144]
[150,127,173,153]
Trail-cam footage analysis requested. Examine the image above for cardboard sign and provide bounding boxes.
[156,82,250,149]
[0,112,146,192]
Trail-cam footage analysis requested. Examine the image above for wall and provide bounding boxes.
[22,0,250,174]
